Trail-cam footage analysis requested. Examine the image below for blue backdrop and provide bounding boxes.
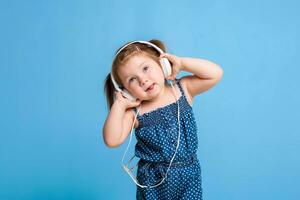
[1,0,299,199]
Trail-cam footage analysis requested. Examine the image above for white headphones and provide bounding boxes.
[110,40,172,101]
[110,40,181,189]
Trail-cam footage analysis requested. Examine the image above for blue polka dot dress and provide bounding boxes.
[133,78,203,200]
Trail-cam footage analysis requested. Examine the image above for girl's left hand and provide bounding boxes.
[160,53,184,81]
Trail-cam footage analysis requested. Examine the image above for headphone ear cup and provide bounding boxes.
[160,57,172,78]
[110,73,137,102]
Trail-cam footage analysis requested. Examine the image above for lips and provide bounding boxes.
[146,84,155,91]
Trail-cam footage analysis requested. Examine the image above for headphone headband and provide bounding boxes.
[111,40,165,86]
[114,40,164,61]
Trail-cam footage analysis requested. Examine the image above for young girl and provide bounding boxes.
[103,39,223,200]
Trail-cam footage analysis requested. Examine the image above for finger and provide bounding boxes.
[160,53,166,58]
[116,91,126,99]
[160,53,171,59]
[167,75,174,80]
[168,70,177,79]
[115,91,122,97]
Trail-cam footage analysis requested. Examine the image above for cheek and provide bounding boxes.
[152,71,165,82]
[150,67,164,79]
[155,67,165,78]
[128,86,142,95]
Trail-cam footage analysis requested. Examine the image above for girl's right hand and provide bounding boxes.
[114,91,142,109]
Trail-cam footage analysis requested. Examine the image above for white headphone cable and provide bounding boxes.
[121,81,181,189]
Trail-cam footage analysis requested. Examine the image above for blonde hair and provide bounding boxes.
[104,39,167,109]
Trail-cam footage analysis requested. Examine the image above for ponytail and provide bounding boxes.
[104,74,115,110]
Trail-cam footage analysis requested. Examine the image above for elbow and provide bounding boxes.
[217,64,224,75]
[102,131,122,148]
[105,141,122,148]
[215,66,224,81]
[210,67,223,87]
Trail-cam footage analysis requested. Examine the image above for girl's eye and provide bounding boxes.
[143,66,149,71]
[129,77,136,83]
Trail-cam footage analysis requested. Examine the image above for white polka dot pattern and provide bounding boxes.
[133,79,203,199]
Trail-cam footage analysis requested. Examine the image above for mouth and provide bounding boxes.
[146,83,155,92]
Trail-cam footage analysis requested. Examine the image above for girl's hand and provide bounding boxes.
[160,53,184,81]
[114,91,141,109]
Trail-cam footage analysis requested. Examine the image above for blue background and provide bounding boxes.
[1,0,299,199]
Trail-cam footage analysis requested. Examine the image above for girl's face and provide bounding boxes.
[117,53,166,101]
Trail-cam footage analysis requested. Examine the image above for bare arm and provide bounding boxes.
[160,53,223,98]
[180,57,223,97]
[103,92,140,148]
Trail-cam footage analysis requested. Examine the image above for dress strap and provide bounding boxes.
[176,78,186,97]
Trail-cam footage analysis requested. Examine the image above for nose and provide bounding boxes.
[139,76,149,86]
